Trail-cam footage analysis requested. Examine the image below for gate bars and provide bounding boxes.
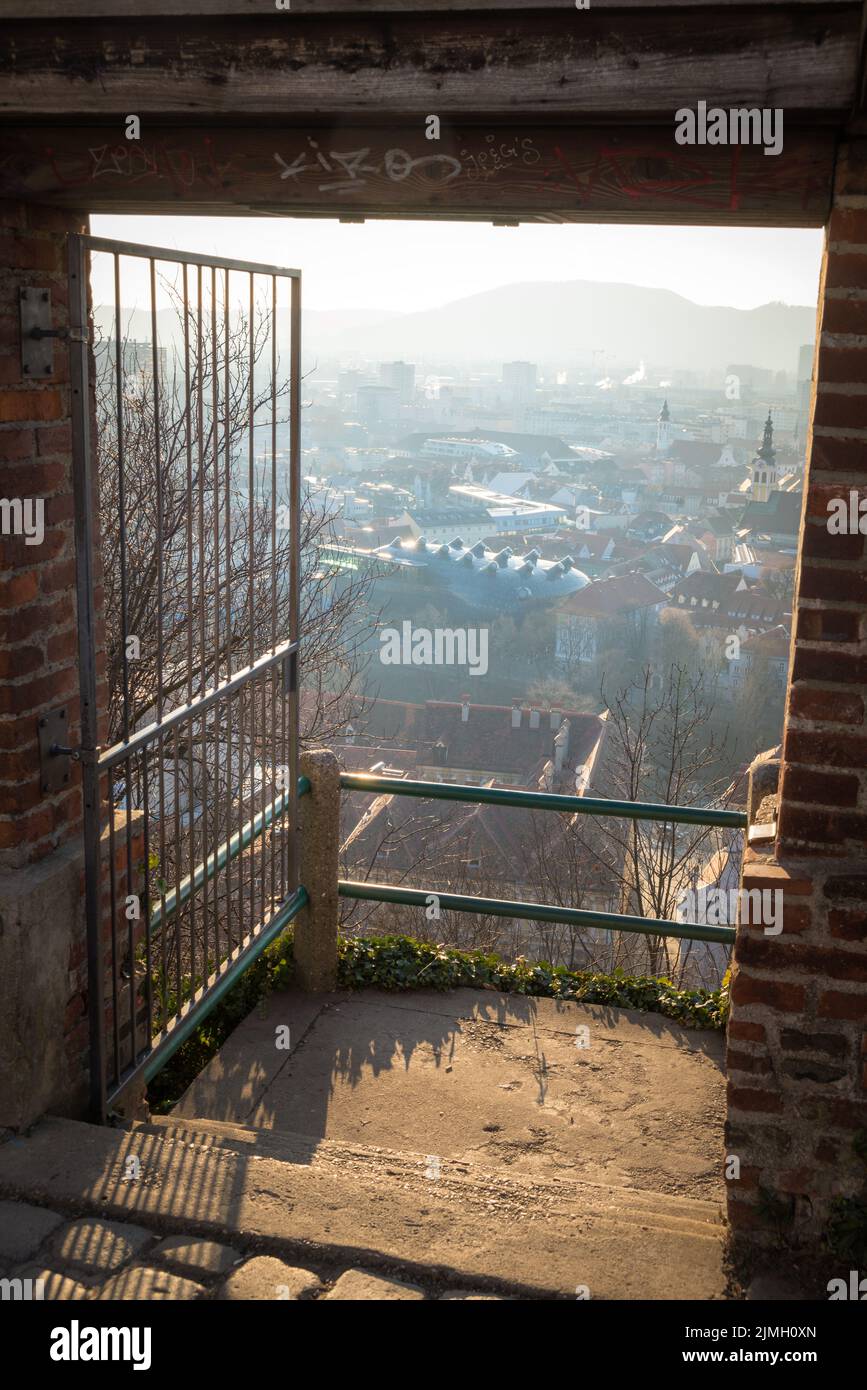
[68,235,302,1120]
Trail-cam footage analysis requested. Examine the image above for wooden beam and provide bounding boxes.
[0,8,858,120]
[0,124,835,225]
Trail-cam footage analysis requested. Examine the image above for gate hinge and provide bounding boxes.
[19,287,88,379]
[38,706,74,793]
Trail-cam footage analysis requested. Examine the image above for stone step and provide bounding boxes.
[140,1112,724,1243]
[0,1115,726,1299]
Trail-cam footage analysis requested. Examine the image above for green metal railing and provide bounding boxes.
[126,768,742,1106]
[337,771,746,947]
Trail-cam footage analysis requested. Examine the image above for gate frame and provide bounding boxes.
[67,233,303,1120]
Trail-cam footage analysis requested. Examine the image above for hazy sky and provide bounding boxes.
[92,215,824,315]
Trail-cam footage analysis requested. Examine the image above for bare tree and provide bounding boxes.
[94,285,378,1007]
[564,663,738,986]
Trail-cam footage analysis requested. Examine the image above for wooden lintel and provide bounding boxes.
[0,8,859,121]
[0,124,836,226]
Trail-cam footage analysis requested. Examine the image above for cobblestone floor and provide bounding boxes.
[0,1201,511,1301]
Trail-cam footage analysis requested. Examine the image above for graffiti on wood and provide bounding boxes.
[0,126,834,222]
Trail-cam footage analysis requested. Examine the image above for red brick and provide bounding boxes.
[784,766,861,806]
[727,1049,772,1075]
[810,433,867,476]
[777,1166,817,1195]
[822,297,867,336]
[0,427,35,461]
[739,937,867,982]
[785,728,867,769]
[798,562,867,603]
[39,557,76,595]
[728,1020,766,1043]
[815,1137,840,1163]
[0,804,54,849]
[730,974,806,1013]
[35,421,72,457]
[818,989,867,1021]
[1,459,66,494]
[42,493,74,528]
[797,608,862,644]
[727,1083,784,1114]
[813,391,867,430]
[0,355,22,386]
[45,627,77,664]
[800,521,865,563]
[0,645,42,679]
[0,665,77,717]
[0,570,39,609]
[740,862,813,895]
[0,388,63,424]
[824,251,867,290]
[828,207,867,245]
[0,231,63,273]
[789,685,864,723]
[829,908,867,941]
[27,206,84,236]
[777,803,867,847]
[817,345,867,385]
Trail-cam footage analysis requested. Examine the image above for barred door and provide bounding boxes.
[68,235,302,1119]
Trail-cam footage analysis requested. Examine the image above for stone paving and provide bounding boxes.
[0,1201,511,1301]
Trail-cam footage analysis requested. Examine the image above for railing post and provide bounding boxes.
[295,748,340,991]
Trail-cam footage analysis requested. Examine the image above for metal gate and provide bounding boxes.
[68,235,303,1120]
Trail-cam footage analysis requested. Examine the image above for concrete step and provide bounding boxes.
[0,1114,727,1300]
[142,1112,724,1243]
[171,987,727,1203]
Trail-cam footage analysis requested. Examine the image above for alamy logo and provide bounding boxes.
[674,102,783,156]
[826,491,867,534]
[379,621,488,676]
[0,497,44,546]
[49,1321,152,1371]
[675,887,783,935]
[0,1276,45,1300]
[827,1270,867,1300]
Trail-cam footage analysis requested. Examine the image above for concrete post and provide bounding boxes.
[294,748,341,991]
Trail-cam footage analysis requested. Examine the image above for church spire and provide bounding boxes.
[656,399,672,454]
[758,411,775,464]
[749,412,778,502]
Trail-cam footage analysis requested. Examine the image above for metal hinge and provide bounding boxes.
[19,287,88,378]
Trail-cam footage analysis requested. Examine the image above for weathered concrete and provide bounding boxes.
[13,1266,95,1300]
[0,838,87,1128]
[180,987,726,1201]
[151,1235,240,1279]
[218,1256,321,1301]
[49,1217,154,1273]
[0,1113,727,1299]
[295,749,341,992]
[172,989,323,1123]
[0,1200,64,1262]
[325,1269,425,1301]
[94,1267,205,1300]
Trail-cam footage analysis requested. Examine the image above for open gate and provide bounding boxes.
[68,234,303,1120]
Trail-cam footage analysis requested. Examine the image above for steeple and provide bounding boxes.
[758,411,775,465]
[749,412,777,502]
[656,399,672,454]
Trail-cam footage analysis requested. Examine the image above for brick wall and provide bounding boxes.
[726,141,867,1256]
[0,198,111,1115]
[0,200,88,869]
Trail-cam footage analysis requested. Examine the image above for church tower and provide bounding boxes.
[656,399,672,454]
[749,412,777,502]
